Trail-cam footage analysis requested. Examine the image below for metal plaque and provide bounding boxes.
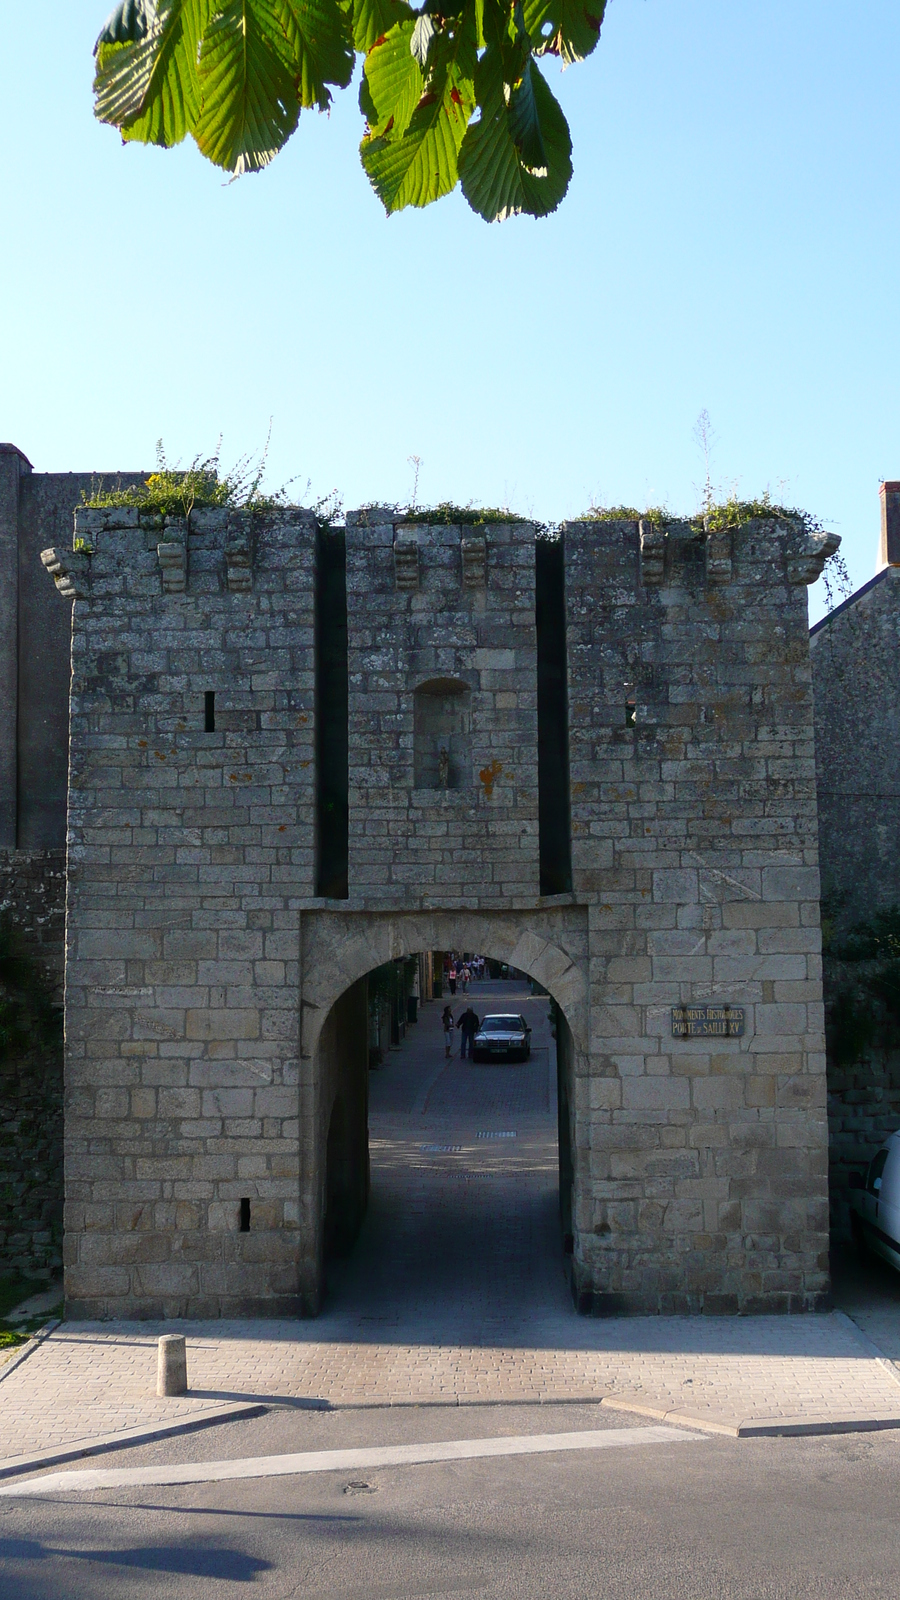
[671,1004,745,1039]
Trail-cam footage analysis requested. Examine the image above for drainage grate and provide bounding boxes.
[476,1131,517,1140]
[421,1144,462,1153]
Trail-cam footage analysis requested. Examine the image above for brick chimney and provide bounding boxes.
[879,481,900,566]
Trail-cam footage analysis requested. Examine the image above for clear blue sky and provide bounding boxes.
[2,1,898,621]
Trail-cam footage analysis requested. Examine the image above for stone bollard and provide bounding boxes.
[157,1334,188,1397]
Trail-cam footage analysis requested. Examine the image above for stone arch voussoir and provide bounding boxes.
[301,909,588,1063]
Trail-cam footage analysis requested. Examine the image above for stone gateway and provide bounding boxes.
[40,501,836,1318]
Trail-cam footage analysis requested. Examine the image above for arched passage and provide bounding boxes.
[297,908,588,1313]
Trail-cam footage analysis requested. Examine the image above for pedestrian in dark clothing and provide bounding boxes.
[457,1006,480,1060]
[442,1005,454,1059]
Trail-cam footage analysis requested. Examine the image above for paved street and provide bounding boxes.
[2,1400,900,1597]
[2,982,900,1467]
[2,981,900,1593]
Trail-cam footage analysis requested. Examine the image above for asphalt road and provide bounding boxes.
[5,987,900,1597]
[1,1401,899,1599]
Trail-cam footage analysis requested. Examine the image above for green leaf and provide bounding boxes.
[277,0,355,110]
[361,21,423,138]
[361,18,476,211]
[410,13,436,69]
[349,0,415,53]
[458,57,571,220]
[193,0,302,173]
[507,53,545,169]
[94,0,210,147]
[361,92,460,211]
[523,0,605,64]
[95,0,153,47]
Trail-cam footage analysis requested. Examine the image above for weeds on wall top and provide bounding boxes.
[583,493,847,607]
[584,493,824,536]
[399,502,522,526]
[584,505,669,527]
[81,437,313,520]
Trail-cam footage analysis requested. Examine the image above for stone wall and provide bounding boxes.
[563,517,832,1313]
[0,450,147,1279]
[810,566,900,922]
[57,503,316,1319]
[828,1049,900,1239]
[0,447,149,855]
[0,848,66,1277]
[0,1002,63,1281]
[345,514,539,903]
[48,505,836,1318]
[810,556,900,1237]
[0,849,66,989]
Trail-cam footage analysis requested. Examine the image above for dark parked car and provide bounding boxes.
[472,1014,532,1063]
[848,1129,900,1273]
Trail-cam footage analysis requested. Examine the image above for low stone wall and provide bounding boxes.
[0,849,66,992]
[0,850,66,1277]
[0,1031,64,1279]
[828,1051,900,1240]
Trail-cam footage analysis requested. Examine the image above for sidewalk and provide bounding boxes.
[3,985,900,1465]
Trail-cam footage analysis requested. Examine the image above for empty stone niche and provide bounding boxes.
[413,679,472,791]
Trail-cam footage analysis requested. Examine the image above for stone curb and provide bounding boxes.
[833,1309,900,1390]
[599,1394,900,1438]
[1,1383,897,1477]
[0,1402,268,1481]
[0,1319,61,1386]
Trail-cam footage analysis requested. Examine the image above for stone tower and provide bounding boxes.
[43,502,837,1317]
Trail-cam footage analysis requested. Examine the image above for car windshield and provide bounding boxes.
[480,1016,524,1033]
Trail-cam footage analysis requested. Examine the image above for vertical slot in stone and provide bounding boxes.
[536,537,572,895]
[315,526,349,898]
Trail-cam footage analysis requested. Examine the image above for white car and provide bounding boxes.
[472,1014,532,1063]
[849,1129,900,1270]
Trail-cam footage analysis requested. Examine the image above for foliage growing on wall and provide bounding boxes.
[823,901,900,1068]
[81,438,340,521]
[92,0,606,220]
[0,921,64,1293]
[0,924,60,1061]
[585,494,828,538]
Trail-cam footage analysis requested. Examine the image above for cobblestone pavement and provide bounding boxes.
[2,983,900,1461]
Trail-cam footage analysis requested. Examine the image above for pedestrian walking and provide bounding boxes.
[442,1005,454,1058]
[448,964,457,995]
[461,964,470,994]
[456,1004,480,1060]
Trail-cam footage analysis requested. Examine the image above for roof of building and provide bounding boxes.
[809,565,892,638]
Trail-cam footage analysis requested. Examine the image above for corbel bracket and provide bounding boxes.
[394,534,419,591]
[705,529,733,585]
[40,547,90,600]
[225,517,253,593]
[157,538,186,593]
[157,516,187,593]
[787,529,841,586]
[461,534,486,589]
[639,520,666,587]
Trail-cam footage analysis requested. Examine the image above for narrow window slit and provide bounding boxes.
[315,527,349,898]
[239,1197,251,1232]
[536,537,572,895]
[204,691,216,732]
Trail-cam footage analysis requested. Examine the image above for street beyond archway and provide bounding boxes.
[326,980,569,1335]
